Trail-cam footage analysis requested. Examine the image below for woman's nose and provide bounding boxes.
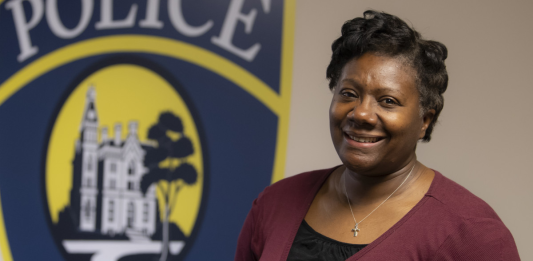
[349,99,378,127]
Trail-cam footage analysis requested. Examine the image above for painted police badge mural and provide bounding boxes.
[46,59,205,261]
[0,1,294,260]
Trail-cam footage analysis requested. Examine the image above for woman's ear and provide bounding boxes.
[420,109,436,139]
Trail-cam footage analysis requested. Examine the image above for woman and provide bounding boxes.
[235,10,520,261]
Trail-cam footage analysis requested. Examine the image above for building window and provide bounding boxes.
[128,181,135,190]
[110,163,116,173]
[108,201,114,222]
[128,161,135,175]
[110,179,116,189]
[127,202,135,228]
[86,178,92,188]
[143,203,149,222]
[84,200,91,219]
[87,156,93,171]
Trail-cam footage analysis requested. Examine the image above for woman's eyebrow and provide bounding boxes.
[372,87,404,96]
[340,78,359,86]
[340,79,406,97]
[341,79,404,93]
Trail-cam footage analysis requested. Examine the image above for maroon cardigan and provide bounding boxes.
[235,167,520,261]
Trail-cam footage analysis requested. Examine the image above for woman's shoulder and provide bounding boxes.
[268,167,335,190]
[406,171,520,260]
[254,166,337,207]
[426,172,521,260]
[429,170,502,221]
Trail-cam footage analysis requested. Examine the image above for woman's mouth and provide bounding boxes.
[344,133,385,146]
[347,135,381,143]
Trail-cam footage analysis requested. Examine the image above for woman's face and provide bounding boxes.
[330,53,434,175]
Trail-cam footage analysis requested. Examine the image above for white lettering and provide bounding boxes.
[260,0,271,13]
[95,0,137,29]
[168,0,212,37]
[46,0,93,39]
[5,0,44,62]
[139,0,163,29]
[211,0,260,62]
[6,0,272,63]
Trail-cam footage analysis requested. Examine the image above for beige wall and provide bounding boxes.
[287,0,533,259]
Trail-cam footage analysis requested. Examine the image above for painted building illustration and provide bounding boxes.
[69,87,157,238]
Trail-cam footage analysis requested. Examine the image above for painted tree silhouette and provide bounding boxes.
[141,112,197,261]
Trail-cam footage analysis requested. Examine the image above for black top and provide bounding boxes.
[287,220,368,261]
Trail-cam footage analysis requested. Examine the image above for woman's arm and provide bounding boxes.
[235,197,260,261]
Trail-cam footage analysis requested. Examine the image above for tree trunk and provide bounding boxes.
[159,205,170,261]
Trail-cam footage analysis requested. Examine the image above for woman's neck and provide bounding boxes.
[336,159,426,205]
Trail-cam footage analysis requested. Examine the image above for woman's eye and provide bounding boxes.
[340,91,356,98]
[382,98,398,105]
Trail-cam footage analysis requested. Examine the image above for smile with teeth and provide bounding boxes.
[348,135,381,143]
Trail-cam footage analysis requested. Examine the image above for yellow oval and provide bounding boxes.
[45,64,203,237]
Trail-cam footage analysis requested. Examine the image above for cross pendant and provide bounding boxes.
[351,224,360,237]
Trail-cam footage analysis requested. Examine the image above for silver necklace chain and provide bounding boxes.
[343,164,416,237]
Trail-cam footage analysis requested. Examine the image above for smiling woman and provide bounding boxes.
[235,10,520,261]
[330,54,431,175]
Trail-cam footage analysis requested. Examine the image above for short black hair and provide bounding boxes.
[326,10,448,142]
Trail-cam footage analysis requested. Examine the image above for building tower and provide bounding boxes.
[77,87,99,231]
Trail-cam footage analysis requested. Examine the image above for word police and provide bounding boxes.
[5,0,271,62]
